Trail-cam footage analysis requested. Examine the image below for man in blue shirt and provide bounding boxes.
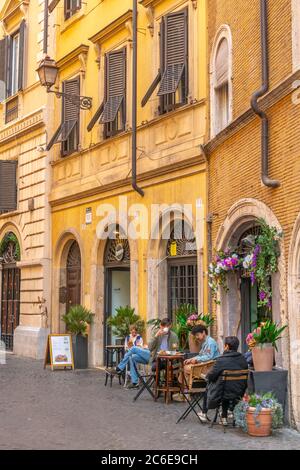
[180,324,220,386]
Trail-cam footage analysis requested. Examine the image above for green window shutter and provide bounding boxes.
[0,160,17,212]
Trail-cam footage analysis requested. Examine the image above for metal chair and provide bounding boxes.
[209,369,249,432]
[176,360,216,424]
[132,363,156,402]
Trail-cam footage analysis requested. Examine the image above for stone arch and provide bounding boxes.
[0,221,24,261]
[214,199,286,365]
[89,219,139,367]
[52,229,84,334]
[147,204,203,323]
[288,212,300,430]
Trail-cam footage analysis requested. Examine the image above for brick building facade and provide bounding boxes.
[205,0,300,429]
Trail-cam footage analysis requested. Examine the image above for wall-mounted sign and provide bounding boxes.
[85,207,92,225]
[170,241,177,257]
[44,334,74,371]
[114,243,125,262]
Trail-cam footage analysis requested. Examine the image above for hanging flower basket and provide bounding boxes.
[208,218,282,309]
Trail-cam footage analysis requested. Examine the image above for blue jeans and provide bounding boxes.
[118,346,151,384]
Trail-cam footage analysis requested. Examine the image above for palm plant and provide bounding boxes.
[174,303,197,350]
[62,305,94,336]
[106,306,145,339]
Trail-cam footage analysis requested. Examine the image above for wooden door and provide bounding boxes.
[66,241,81,313]
[1,266,20,350]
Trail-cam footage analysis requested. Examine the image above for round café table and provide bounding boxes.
[154,353,186,404]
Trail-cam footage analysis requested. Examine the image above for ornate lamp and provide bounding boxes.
[36,56,92,110]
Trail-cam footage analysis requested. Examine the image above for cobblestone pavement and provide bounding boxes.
[0,355,299,450]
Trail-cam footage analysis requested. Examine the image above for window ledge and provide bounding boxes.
[0,209,20,220]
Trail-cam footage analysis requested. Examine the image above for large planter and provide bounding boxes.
[188,333,201,354]
[246,407,272,437]
[252,343,274,372]
[72,334,88,369]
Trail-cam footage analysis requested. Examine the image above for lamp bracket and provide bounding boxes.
[47,88,92,110]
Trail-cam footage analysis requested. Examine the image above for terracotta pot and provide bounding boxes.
[246,407,272,437]
[188,333,201,354]
[252,343,274,372]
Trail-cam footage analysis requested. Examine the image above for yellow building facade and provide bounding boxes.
[0,0,54,358]
[48,0,208,366]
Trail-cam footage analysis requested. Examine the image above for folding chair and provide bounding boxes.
[132,363,156,402]
[176,360,215,424]
[209,369,249,433]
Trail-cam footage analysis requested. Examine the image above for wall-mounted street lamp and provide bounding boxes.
[36,56,92,110]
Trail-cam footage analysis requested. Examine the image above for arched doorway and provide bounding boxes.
[66,241,81,312]
[166,220,198,320]
[104,226,130,347]
[0,232,21,350]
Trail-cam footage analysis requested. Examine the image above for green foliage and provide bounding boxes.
[62,305,94,336]
[253,320,287,351]
[234,393,284,432]
[199,313,215,327]
[174,304,197,350]
[107,306,145,339]
[0,232,21,261]
[147,318,161,333]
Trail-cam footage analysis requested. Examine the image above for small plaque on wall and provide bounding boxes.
[85,207,92,225]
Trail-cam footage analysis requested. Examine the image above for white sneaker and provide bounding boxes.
[197,412,208,423]
[219,417,228,426]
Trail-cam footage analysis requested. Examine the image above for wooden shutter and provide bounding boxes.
[49,0,61,13]
[61,77,80,153]
[18,21,26,91]
[0,38,6,102]
[158,9,188,96]
[100,48,126,124]
[0,161,17,212]
[5,35,12,98]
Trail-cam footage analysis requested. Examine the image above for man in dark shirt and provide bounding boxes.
[198,336,248,425]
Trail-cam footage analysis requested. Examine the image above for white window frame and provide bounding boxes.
[210,24,233,138]
[11,32,20,96]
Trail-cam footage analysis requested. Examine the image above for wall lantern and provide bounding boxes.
[36,56,92,110]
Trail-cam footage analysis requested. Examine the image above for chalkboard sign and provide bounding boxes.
[44,334,74,371]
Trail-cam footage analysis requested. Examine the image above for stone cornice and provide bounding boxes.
[56,44,89,71]
[0,107,45,145]
[89,10,133,44]
[204,69,300,155]
[0,0,29,24]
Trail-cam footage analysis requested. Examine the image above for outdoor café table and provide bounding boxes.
[155,353,186,404]
[105,345,125,368]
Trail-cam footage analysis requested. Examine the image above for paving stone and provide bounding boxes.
[0,355,299,450]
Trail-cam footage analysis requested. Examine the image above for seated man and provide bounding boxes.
[180,325,220,386]
[198,336,248,425]
[114,342,151,390]
[148,318,179,372]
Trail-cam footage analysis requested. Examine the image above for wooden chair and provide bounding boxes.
[176,360,215,424]
[209,369,249,432]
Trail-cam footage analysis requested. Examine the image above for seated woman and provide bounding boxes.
[125,324,143,350]
[114,325,150,390]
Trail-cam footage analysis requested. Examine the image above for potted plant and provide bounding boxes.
[234,393,284,437]
[247,320,287,371]
[106,306,145,342]
[62,305,94,369]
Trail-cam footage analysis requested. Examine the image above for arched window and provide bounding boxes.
[211,27,232,136]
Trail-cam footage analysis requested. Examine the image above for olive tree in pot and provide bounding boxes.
[62,305,94,369]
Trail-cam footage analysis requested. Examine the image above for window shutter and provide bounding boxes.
[158,9,188,96]
[0,160,17,212]
[5,35,12,98]
[100,48,126,124]
[18,20,26,91]
[0,38,6,102]
[215,38,229,87]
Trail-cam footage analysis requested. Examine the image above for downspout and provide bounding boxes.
[132,0,144,197]
[43,0,49,54]
[250,0,280,188]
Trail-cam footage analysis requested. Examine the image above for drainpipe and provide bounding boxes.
[43,0,49,54]
[132,0,144,197]
[250,0,280,188]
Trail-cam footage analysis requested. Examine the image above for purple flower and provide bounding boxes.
[250,271,256,284]
[259,291,267,301]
